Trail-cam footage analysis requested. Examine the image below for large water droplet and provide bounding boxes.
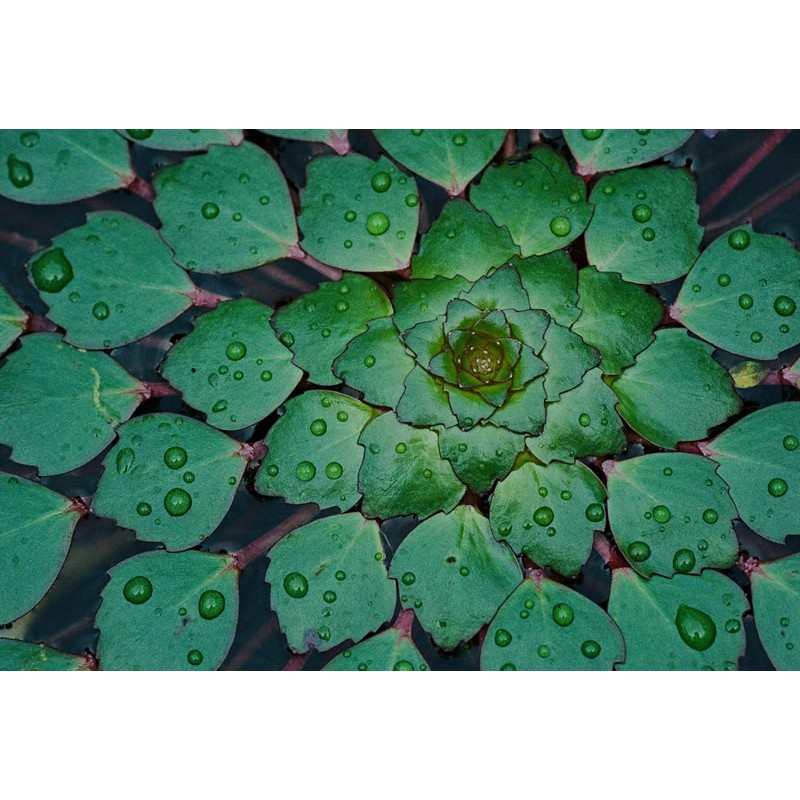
[296,461,316,481]
[533,506,554,526]
[673,548,696,573]
[550,216,571,237]
[581,640,601,659]
[198,589,225,620]
[164,487,192,516]
[675,603,717,651]
[226,341,247,361]
[136,501,152,516]
[325,462,343,480]
[123,575,153,605]
[581,130,603,140]
[401,572,416,586]
[126,129,154,140]
[371,171,392,193]
[7,154,33,188]
[187,649,204,666]
[585,503,605,523]
[783,435,799,451]
[494,629,512,647]
[728,230,751,250]
[366,212,390,236]
[452,133,468,146]
[201,202,219,219]
[283,572,309,599]
[116,447,136,474]
[702,508,718,524]
[774,296,796,317]
[310,419,327,436]
[92,301,110,321]
[632,204,652,223]
[31,248,74,293]
[393,660,414,670]
[628,541,651,562]
[164,446,188,470]
[768,477,788,497]
[653,505,671,523]
[552,603,574,627]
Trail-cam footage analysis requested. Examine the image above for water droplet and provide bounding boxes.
[673,548,696,573]
[116,447,136,474]
[226,341,247,361]
[198,589,225,620]
[164,488,192,517]
[366,212,390,236]
[322,590,337,604]
[187,649,203,666]
[663,467,673,476]
[325,462,343,480]
[723,618,741,634]
[692,284,701,293]
[653,505,671,523]
[371,171,392,193]
[212,400,228,413]
[494,629,512,647]
[321,328,331,338]
[628,541,651,562]
[750,331,763,343]
[581,640,601,659]
[560,490,572,501]
[537,644,551,658]
[395,442,407,454]
[7,154,33,188]
[283,572,309,599]
[20,131,39,148]
[702,508,718,524]
[768,477,788,497]
[675,604,716,651]
[218,365,229,375]
[550,216,571,237]
[260,370,273,382]
[92,301,110,321]
[632,204,652,223]
[780,617,790,627]
[728,230,751,250]
[280,332,295,347]
[585,503,605,523]
[602,183,615,196]
[335,570,346,581]
[126,129,153,140]
[368,443,380,454]
[783,435,798,451]
[578,413,591,427]
[552,603,574,627]
[533,506,554,526]
[422,468,433,479]
[164,446,188,470]
[265,464,279,477]
[774,295,797,317]
[335,301,349,314]
[641,227,656,241]
[183,471,195,484]
[581,130,603,140]
[452,133,468,146]
[31,248,74,293]
[296,461,316,481]
[123,576,153,605]
[538,487,548,497]
[310,419,327,436]
[717,273,731,287]
[136,501,152,516]
[201,202,219,219]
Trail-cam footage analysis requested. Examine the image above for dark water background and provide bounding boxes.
[1,129,799,670]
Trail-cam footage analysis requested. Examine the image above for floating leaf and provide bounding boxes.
[0,129,133,204]
[513,252,580,327]
[0,334,143,475]
[358,412,465,519]
[262,129,349,153]
[608,569,748,670]
[154,142,297,273]
[539,320,600,401]
[572,267,663,374]
[272,273,392,385]
[120,129,243,150]
[606,453,738,578]
[255,391,377,511]
[471,145,592,256]
[611,329,741,448]
[93,413,246,551]
[0,639,90,671]
[586,167,702,284]
[491,461,607,577]
[411,199,518,281]
[0,282,26,355]
[96,550,238,670]
[751,554,800,670]
[729,360,771,389]
[705,402,800,542]
[563,129,693,174]
[266,513,396,653]
[323,627,429,671]
[161,298,302,430]
[28,212,193,349]
[673,227,800,359]
[481,578,624,670]
[0,472,80,624]
[392,274,471,331]
[389,506,521,648]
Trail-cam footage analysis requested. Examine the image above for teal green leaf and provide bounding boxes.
[392,274,471,331]
[486,378,547,435]
[120,129,243,150]
[358,413,465,519]
[611,329,741,448]
[705,403,800,543]
[154,142,297,273]
[606,453,738,578]
[93,413,246,551]
[0,282,26,355]
[161,298,302,430]
[540,320,600,401]
[586,167,702,284]
[608,569,748,670]
[0,639,90,671]
[751,554,800,670]
[97,550,238,670]
[299,153,419,271]
[490,461,607,577]
[323,626,429,671]
[266,513,396,653]
[458,262,531,312]
[374,129,506,195]
[389,506,521,649]
[673,226,800,359]
[411,199,518,281]
[396,366,458,428]
[28,212,194,349]
[332,317,415,407]
[272,273,392,385]
[513,251,580,327]
[527,368,625,464]
[0,129,133,204]
[262,129,349,153]
[563,129,693,174]
[0,334,143,475]
[435,423,525,494]
[572,267,663,374]
[471,146,592,256]
[0,472,80,624]
[481,578,624,670]
[255,391,377,511]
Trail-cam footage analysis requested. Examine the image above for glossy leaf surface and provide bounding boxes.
[563,129,693,174]
[0,639,89,671]
[323,627,429,671]
[120,129,243,150]
[751,554,800,670]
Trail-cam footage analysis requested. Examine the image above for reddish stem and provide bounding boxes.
[25,313,57,333]
[239,441,266,462]
[782,367,799,388]
[188,285,229,308]
[764,369,793,386]
[283,652,309,671]
[287,244,343,281]
[393,608,415,638]
[701,129,792,217]
[737,553,762,577]
[127,175,155,202]
[268,264,315,295]
[223,617,278,670]
[525,565,545,585]
[0,230,40,252]
[231,504,319,571]
[592,532,626,571]
[502,130,517,159]
[329,131,351,156]
[69,496,92,517]
[82,651,99,671]
[676,440,705,455]
[133,381,179,400]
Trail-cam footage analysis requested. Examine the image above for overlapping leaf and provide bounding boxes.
[751,554,800,670]
[563,129,693,174]
[0,282,25,355]
[120,129,243,150]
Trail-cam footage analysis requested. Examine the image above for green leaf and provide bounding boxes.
[97,550,238,670]
[606,453,738,578]
[0,639,90,671]
[471,146,593,256]
[255,390,377,511]
[120,129,243,150]
[154,142,297,273]
[527,368,625,464]
[0,472,80,624]
[490,461,607,577]
[0,282,26,355]
[512,251,580,327]
[611,329,741,448]
[28,212,194,349]
[563,129,693,174]
[750,554,800,670]
[0,333,143,475]
[93,413,247,551]
[705,402,800,543]
[266,513,396,653]
[374,129,506,195]
[396,365,459,428]
[323,627,429,671]
[262,129,349,153]
[571,267,663,374]
[435,423,525,494]
[586,167,702,284]
[299,153,419,271]
[0,129,133,204]
[389,506,521,649]
[411,199,518,281]
[673,227,800,359]
[481,577,624,670]
[392,274,471,331]
[332,317,415,408]
[358,412,465,519]
[540,320,600,401]
[608,569,748,670]
[272,273,392,385]
[161,298,302,430]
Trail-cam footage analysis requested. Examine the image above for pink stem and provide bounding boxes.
[239,441,266,461]
[502,130,516,159]
[26,313,57,333]
[223,618,277,670]
[737,553,762,577]
[287,244,343,281]
[0,230,40,252]
[283,652,309,671]
[329,131,351,156]
[127,175,155,202]
[231,504,319,571]
[393,608,415,638]
[82,652,99,671]
[133,381,179,400]
[188,285,230,308]
[592,532,626,571]
[268,265,315,294]
[69,496,92,517]
[676,440,705,455]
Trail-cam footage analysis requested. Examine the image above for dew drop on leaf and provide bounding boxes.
[673,548,696,573]
[533,506,554,526]
[550,216,571,237]
[371,172,391,193]
[123,576,153,605]
[310,419,327,436]
[295,461,316,481]
[163,446,188,470]
[136,501,152,516]
[226,341,247,361]
[728,230,751,250]
[7,154,34,188]
[198,589,225,620]
[768,478,788,497]
[31,248,74,293]
[628,541,651,562]
[201,202,219,219]
[366,212,390,236]
[552,603,574,627]
[675,603,717,651]
[494,629,512,647]
[283,572,309,599]
[187,649,204,666]
[116,447,136,475]
[163,487,192,517]
[581,640,601,659]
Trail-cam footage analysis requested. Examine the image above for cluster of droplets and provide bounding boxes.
[6,132,38,188]
[495,489,604,540]
[581,129,653,166]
